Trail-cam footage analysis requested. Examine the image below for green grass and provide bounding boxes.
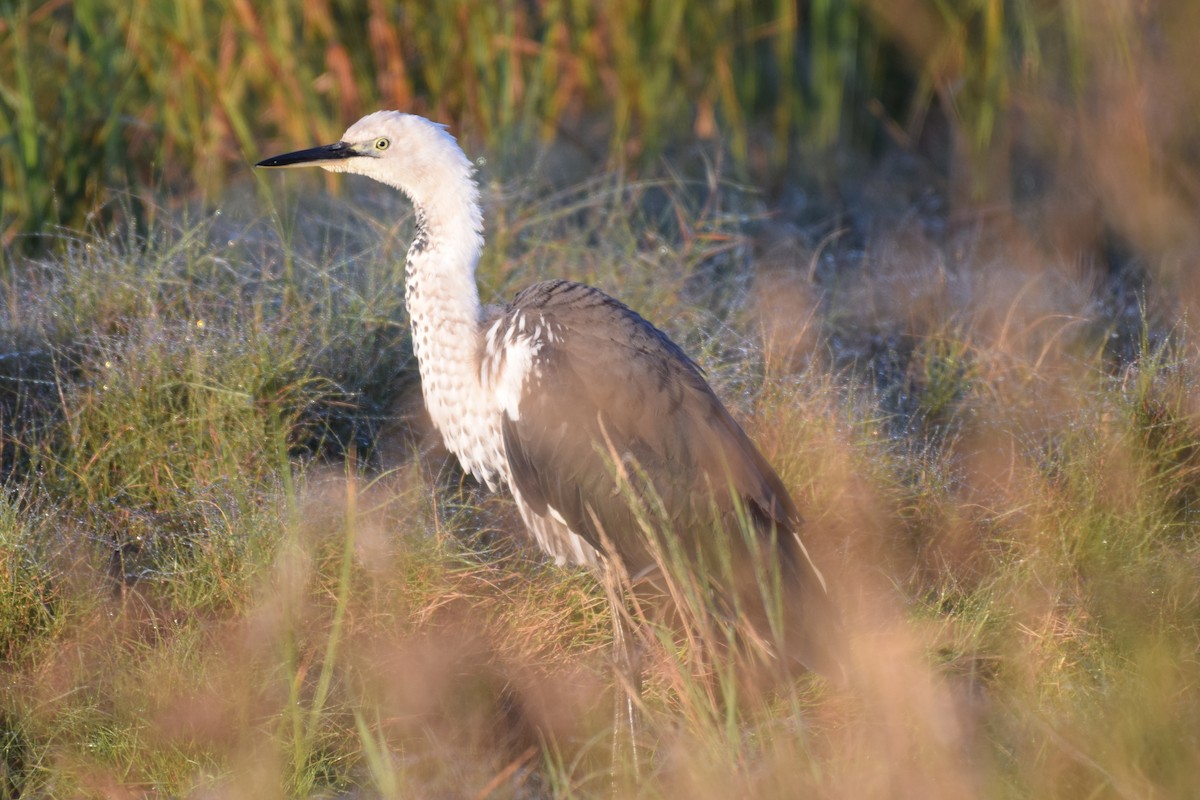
[0,153,1198,798]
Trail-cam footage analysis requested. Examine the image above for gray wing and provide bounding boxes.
[496,280,840,673]
[497,281,787,561]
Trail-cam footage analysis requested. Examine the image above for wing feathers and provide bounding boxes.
[491,279,839,675]
[497,280,803,566]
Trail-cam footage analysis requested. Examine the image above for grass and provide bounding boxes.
[6,0,1173,246]
[0,145,1198,798]
[0,4,1197,794]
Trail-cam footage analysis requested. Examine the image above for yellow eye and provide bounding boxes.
[375,138,390,151]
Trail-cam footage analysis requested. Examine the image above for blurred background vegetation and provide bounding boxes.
[4,0,1197,260]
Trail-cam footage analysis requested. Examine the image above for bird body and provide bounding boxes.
[258,111,839,677]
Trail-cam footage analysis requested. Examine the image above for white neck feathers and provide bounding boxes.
[393,135,498,482]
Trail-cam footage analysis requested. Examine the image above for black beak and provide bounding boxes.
[255,141,359,169]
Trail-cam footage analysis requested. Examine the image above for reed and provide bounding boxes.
[0,0,1143,246]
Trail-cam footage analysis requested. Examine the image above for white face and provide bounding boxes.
[322,111,412,174]
[257,111,469,197]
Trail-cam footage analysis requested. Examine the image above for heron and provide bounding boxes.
[256,112,842,712]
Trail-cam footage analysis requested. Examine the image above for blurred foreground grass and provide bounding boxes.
[1,156,1199,797]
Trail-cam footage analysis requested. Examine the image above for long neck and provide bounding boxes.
[403,181,493,474]
[404,201,483,347]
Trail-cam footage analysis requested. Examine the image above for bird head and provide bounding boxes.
[256,111,475,203]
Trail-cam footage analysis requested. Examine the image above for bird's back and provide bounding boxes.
[484,279,840,675]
